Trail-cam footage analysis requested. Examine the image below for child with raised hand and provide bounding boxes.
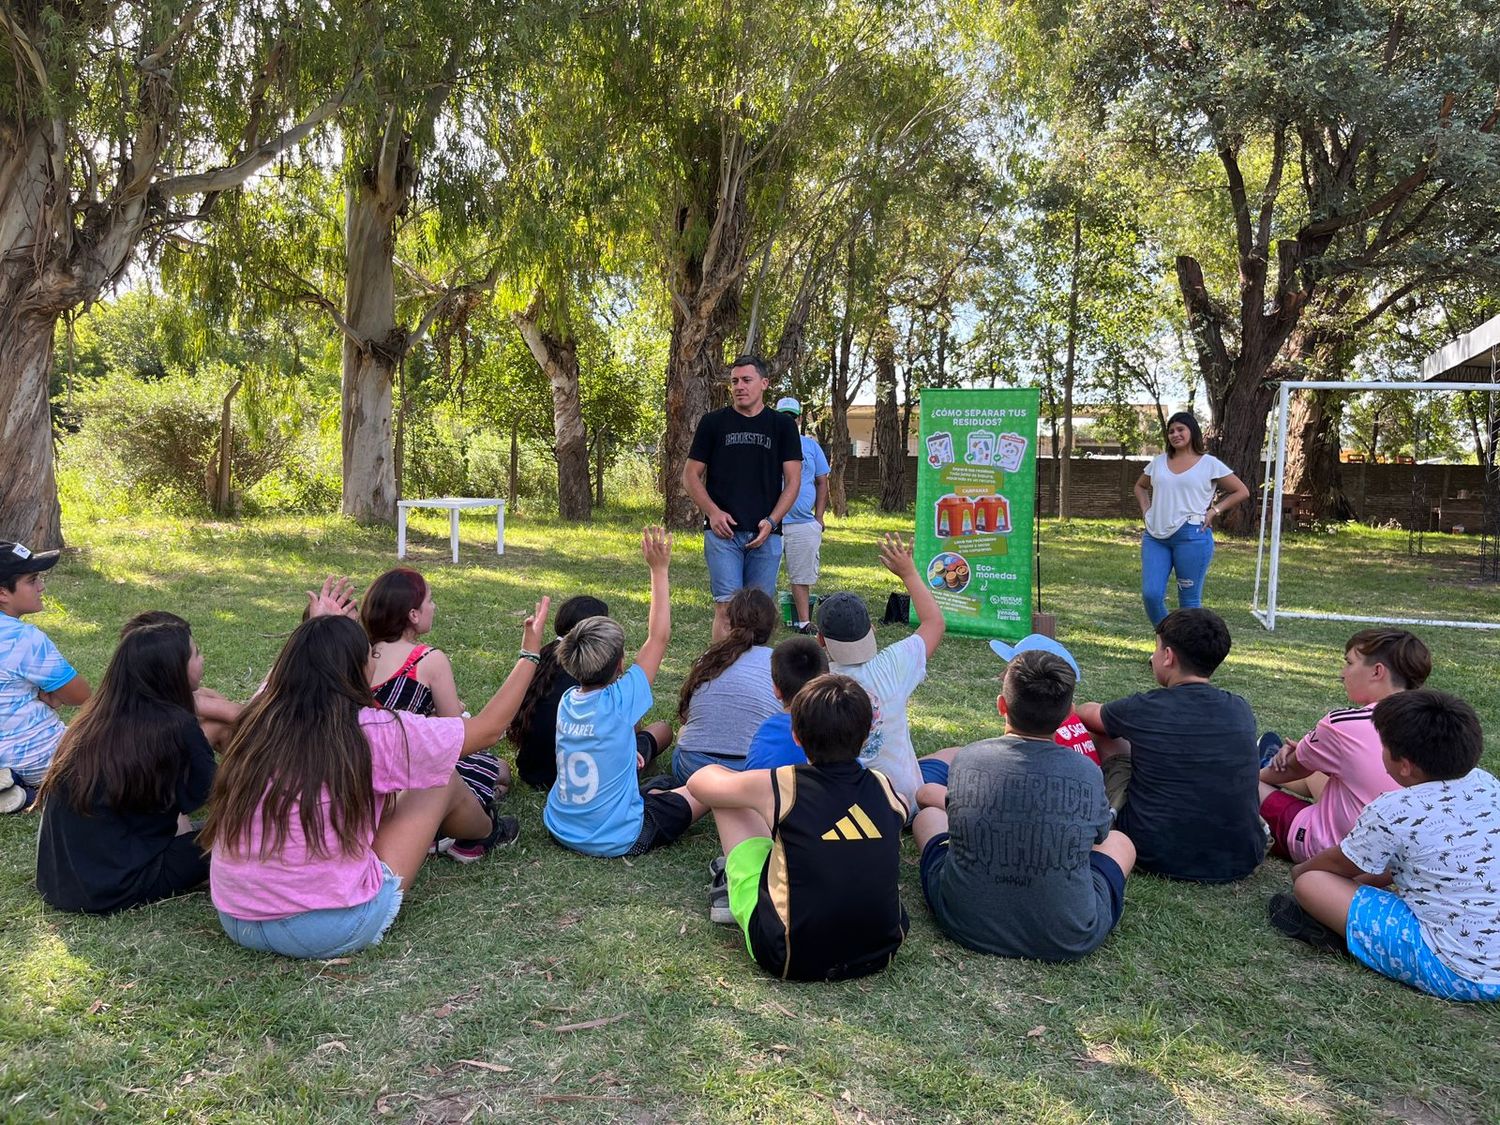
[543,528,704,858]
[670,587,782,784]
[203,597,549,960]
[507,595,612,790]
[36,619,215,913]
[1270,690,1500,1002]
[687,673,909,981]
[361,567,509,859]
[1,542,91,813]
[812,532,945,813]
[1258,629,1430,864]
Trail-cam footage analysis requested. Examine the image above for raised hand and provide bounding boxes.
[877,532,917,577]
[522,595,552,652]
[306,575,359,619]
[642,526,673,572]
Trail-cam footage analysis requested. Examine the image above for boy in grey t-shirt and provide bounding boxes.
[914,650,1137,961]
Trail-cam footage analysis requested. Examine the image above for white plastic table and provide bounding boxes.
[397,498,505,564]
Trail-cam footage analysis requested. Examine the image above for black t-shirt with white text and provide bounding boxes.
[687,406,802,533]
[1101,682,1264,883]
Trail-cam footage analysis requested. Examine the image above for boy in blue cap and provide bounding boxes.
[0,542,91,812]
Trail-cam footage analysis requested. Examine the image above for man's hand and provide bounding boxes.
[642,526,673,573]
[707,508,736,539]
[877,532,918,578]
[307,576,358,619]
[522,596,552,652]
[745,518,774,550]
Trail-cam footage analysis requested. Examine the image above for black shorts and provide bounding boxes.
[624,789,693,857]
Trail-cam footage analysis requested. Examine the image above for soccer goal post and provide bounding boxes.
[1252,379,1500,632]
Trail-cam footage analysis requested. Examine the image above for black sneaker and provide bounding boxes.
[1267,893,1346,953]
[445,811,520,864]
[708,855,733,925]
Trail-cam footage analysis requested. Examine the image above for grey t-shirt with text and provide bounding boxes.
[928,734,1115,960]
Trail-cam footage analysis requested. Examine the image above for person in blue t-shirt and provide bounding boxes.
[0,542,92,813]
[743,636,830,772]
[775,397,831,634]
[543,528,706,857]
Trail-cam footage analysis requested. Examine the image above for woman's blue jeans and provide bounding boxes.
[1141,523,1215,626]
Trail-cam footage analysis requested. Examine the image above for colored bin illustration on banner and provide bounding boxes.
[913,387,1039,640]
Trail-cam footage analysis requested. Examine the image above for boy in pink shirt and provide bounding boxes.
[1257,629,1430,863]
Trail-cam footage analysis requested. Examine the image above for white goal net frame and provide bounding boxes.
[1252,379,1500,631]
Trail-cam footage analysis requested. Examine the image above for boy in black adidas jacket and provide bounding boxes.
[687,673,908,981]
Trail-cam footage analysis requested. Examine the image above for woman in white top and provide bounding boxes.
[1133,413,1250,626]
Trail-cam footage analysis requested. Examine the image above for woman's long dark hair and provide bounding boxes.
[677,588,777,721]
[41,621,197,815]
[200,615,379,860]
[1164,411,1206,457]
[507,595,609,745]
[361,567,428,644]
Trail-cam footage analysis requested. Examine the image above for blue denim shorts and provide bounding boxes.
[1346,885,1500,1002]
[703,530,782,602]
[218,862,404,960]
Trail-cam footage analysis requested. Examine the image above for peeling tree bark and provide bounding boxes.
[515,288,592,522]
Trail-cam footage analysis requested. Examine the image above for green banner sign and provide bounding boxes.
[913,387,1040,640]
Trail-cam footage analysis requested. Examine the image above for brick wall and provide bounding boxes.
[841,455,1492,527]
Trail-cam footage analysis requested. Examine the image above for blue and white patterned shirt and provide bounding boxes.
[0,613,77,780]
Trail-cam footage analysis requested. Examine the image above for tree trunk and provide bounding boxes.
[508,420,520,512]
[0,308,64,546]
[1059,209,1082,521]
[1284,390,1352,520]
[341,179,402,523]
[826,240,859,518]
[660,147,751,529]
[594,431,607,508]
[874,312,906,513]
[514,291,591,522]
[1205,366,1277,533]
[213,379,243,516]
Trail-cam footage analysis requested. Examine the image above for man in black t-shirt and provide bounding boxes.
[1076,608,1266,883]
[682,354,802,638]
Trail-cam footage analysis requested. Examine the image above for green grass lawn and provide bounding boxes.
[4,505,1499,1123]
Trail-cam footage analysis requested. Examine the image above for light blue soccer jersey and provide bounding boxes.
[0,614,77,780]
[543,664,652,857]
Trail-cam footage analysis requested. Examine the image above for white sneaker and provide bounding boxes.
[0,769,27,815]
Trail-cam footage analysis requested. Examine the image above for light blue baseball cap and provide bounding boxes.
[989,634,1082,681]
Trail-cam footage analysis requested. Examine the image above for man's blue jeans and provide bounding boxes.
[704,529,783,602]
[1141,523,1214,626]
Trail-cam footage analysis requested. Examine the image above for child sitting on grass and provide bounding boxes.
[687,673,910,981]
[204,601,547,959]
[119,611,243,749]
[1258,629,1429,864]
[913,649,1135,961]
[742,636,830,771]
[670,587,782,783]
[1077,608,1264,883]
[915,634,1098,812]
[36,619,215,914]
[1270,690,1500,1002]
[362,566,511,859]
[1,542,91,813]
[507,595,611,790]
[813,533,945,813]
[543,528,703,858]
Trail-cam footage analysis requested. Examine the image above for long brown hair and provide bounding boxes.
[507,595,609,745]
[40,621,197,814]
[200,615,381,860]
[678,588,777,721]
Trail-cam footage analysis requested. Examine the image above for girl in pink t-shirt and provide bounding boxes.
[1258,629,1431,863]
[204,601,548,959]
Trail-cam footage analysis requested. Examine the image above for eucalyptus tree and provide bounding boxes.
[0,1,348,545]
[1068,0,1500,526]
